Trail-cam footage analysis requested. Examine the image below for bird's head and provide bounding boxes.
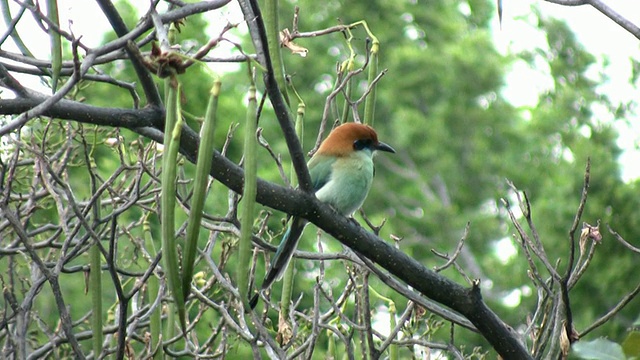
[317,122,395,157]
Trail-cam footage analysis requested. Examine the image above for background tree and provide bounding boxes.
[1,0,638,359]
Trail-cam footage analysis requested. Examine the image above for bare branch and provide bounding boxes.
[545,0,640,40]
[608,225,640,254]
[579,280,640,337]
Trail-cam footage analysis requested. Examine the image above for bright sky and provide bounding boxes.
[4,0,640,180]
[495,1,640,181]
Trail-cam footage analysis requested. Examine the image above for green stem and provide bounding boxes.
[280,90,305,315]
[144,217,162,359]
[264,0,289,105]
[388,302,398,360]
[341,79,353,123]
[182,79,221,300]
[46,0,61,92]
[327,330,336,359]
[90,241,102,356]
[363,38,379,126]
[369,285,397,359]
[238,82,258,305]
[341,20,379,126]
[161,77,186,332]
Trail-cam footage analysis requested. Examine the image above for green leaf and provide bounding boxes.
[572,338,627,360]
[623,331,640,357]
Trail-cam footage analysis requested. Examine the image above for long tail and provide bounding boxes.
[249,216,307,309]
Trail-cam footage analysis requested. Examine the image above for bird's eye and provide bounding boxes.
[353,139,373,150]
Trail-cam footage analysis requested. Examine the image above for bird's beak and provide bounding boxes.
[375,141,395,153]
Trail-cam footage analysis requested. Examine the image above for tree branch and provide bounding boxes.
[545,0,640,40]
[0,92,530,358]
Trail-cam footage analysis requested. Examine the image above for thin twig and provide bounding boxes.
[579,281,640,337]
[608,225,640,254]
[433,222,470,273]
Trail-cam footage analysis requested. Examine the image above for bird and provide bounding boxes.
[249,122,395,309]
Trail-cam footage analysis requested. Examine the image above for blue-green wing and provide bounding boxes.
[307,154,335,192]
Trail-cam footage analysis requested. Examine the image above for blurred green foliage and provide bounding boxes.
[4,0,639,357]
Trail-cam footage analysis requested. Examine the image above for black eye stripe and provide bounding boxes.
[353,139,374,150]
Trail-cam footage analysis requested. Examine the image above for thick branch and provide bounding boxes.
[0,93,530,358]
[0,97,163,129]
